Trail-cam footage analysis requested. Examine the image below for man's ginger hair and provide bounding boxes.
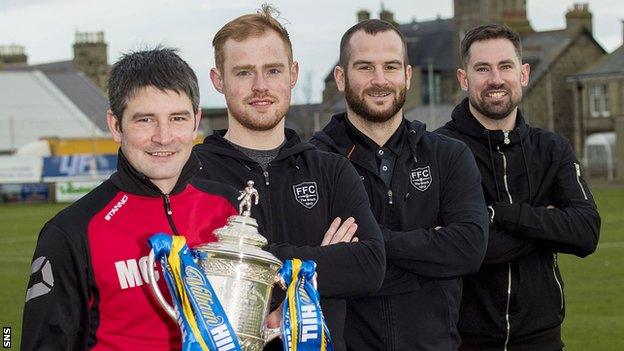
[212,4,293,70]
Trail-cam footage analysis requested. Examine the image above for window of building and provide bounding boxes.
[422,72,442,105]
[589,83,610,117]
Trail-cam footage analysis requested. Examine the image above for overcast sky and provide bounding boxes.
[2,0,623,107]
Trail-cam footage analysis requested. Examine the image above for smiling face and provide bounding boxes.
[210,30,298,132]
[107,86,200,194]
[458,38,530,122]
[335,29,411,124]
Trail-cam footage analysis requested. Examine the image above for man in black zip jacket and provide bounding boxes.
[311,19,489,350]
[21,49,242,350]
[436,24,601,351]
[193,6,385,350]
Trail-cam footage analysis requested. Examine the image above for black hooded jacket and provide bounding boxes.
[436,99,601,351]
[193,129,386,351]
[311,113,488,351]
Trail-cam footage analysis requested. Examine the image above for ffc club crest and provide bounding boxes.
[292,181,318,209]
[410,166,432,192]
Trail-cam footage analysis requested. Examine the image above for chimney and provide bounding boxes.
[73,31,109,93]
[0,45,28,68]
[565,3,592,34]
[357,9,370,23]
[379,4,396,25]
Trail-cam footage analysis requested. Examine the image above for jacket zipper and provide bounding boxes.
[162,194,179,235]
[263,170,270,186]
[387,189,393,205]
[574,163,588,200]
[503,130,510,145]
[498,147,513,351]
[553,253,564,310]
[504,262,512,351]
[497,149,514,204]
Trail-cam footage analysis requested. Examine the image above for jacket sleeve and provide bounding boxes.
[266,159,386,298]
[493,142,600,257]
[384,145,489,278]
[21,222,91,351]
[482,226,539,264]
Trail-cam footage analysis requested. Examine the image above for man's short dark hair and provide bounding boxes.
[460,24,522,68]
[339,19,409,69]
[108,47,200,121]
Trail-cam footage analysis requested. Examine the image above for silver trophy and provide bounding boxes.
[148,181,284,350]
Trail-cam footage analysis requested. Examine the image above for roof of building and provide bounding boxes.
[4,59,109,131]
[0,70,106,152]
[571,44,624,79]
[522,28,605,89]
[399,18,454,71]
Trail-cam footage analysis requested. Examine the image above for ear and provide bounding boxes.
[107,110,122,143]
[405,64,413,90]
[210,68,224,94]
[520,63,530,87]
[193,109,201,137]
[290,61,299,88]
[334,66,346,92]
[457,68,468,91]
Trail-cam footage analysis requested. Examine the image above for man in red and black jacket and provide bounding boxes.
[21,48,239,350]
[436,24,600,351]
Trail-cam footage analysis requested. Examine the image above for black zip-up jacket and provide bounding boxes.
[311,113,488,351]
[436,98,601,351]
[193,129,386,351]
[21,151,239,350]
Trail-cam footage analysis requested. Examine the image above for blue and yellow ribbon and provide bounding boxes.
[149,233,242,351]
[279,259,333,351]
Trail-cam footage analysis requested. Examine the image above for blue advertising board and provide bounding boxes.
[43,154,117,182]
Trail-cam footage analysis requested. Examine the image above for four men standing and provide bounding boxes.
[21,5,600,351]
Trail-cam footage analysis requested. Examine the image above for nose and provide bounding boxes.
[252,73,269,93]
[152,122,173,145]
[370,68,388,87]
[488,68,504,86]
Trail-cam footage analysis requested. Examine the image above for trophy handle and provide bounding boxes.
[147,249,177,321]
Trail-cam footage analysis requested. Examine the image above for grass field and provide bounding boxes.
[1,187,623,350]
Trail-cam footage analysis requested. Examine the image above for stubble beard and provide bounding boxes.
[227,93,288,132]
[470,85,521,121]
[344,76,406,124]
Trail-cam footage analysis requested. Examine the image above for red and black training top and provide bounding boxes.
[21,151,239,350]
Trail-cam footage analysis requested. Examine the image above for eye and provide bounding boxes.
[356,65,373,71]
[171,115,188,122]
[136,117,152,123]
[268,68,282,75]
[236,70,250,77]
[475,66,489,72]
[500,64,513,70]
[385,64,400,71]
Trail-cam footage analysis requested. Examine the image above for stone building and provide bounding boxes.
[0,31,109,94]
[568,27,624,180]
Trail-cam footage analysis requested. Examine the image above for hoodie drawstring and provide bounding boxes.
[288,155,300,170]
[518,129,533,204]
[486,130,503,202]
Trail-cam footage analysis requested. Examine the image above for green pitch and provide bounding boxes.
[1,188,623,350]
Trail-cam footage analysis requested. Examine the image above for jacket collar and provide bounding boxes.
[110,149,201,196]
[447,98,530,147]
[196,128,316,165]
[312,112,426,169]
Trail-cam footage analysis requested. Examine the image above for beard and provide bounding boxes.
[344,78,406,124]
[226,92,288,132]
[469,85,521,120]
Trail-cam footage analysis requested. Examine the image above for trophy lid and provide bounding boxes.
[197,181,281,266]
